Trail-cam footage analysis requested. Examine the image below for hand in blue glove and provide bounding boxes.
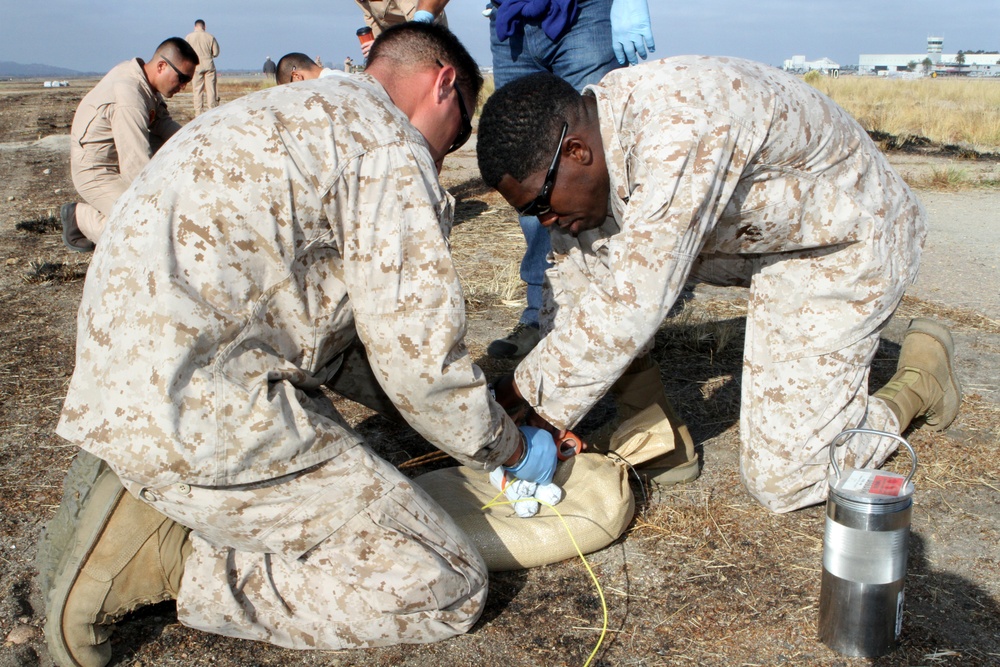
[412,10,435,23]
[610,0,655,66]
[504,426,558,485]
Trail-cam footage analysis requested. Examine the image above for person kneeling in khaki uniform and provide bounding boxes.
[478,59,961,513]
[60,37,198,252]
[39,23,562,667]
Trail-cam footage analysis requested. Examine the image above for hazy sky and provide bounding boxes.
[1,1,996,73]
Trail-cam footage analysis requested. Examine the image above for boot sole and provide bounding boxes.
[60,203,95,253]
[37,451,125,667]
[641,459,701,487]
[905,318,962,431]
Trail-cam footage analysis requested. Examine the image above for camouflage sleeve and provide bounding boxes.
[516,109,759,429]
[341,141,520,470]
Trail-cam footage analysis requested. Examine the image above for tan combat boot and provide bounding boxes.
[588,354,700,486]
[38,451,191,667]
[874,318,962,432]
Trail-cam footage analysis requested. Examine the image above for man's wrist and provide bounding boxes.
[503,432,527,469]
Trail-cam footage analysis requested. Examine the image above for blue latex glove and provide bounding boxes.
[504,426,558,485]
[412,9,435,23]
[610,0,655,66]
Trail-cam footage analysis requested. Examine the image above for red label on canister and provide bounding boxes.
[869,474,905,497]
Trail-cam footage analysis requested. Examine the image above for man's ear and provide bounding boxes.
[435,64,456,106]
[564,135,595,166]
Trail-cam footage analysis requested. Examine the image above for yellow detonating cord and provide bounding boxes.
[482,485,609,667]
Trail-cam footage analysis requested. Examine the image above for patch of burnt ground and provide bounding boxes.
[870,129,1000,161]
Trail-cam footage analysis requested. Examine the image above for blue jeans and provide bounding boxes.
[490,0,623,326]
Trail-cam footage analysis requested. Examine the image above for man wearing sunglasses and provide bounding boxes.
[42,23,560,667]
[478,60,960,514]
[60,37,198,252]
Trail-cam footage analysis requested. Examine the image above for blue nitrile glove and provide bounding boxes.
[610,0,655,66]
[504,426,558,485]
[412,10,435,23]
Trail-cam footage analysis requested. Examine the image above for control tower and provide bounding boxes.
[927,36,943,63]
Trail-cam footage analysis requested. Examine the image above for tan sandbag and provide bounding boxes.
[414,453,634,571]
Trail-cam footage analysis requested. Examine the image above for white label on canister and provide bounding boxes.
[840,470,873,492]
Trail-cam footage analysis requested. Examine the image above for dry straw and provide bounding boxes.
[810,77,1000,152]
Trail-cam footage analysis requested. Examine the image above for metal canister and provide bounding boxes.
[818,428,917,657]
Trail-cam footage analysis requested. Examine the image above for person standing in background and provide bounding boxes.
[262,55,277,79]
[185,19,221,115]
[354,0,448,57]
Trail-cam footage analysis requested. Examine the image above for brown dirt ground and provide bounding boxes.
[1,77,998,667]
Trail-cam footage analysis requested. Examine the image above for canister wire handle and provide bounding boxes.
[829,428,917,485]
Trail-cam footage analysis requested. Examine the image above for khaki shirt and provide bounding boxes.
[57,72,519,486]
[70,58,180,184]
[354,0,448,34]
[185,29,220,71]
[515,56,926,429]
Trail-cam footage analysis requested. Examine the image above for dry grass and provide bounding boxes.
[809,77,1000,152]
[21,260,88,284]
[906,165,983,189]
[216,76,273,94]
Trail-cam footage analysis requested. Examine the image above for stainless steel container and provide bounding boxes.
[818,428,917,657]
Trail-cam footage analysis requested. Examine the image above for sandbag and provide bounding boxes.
[414,453,634,572]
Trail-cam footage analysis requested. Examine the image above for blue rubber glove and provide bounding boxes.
[610,0,655,66]
[412,9,435,23]
[504,426,558,485]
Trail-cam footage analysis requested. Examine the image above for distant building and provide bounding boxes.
[859,36,1000,76]
[783,55,840,75]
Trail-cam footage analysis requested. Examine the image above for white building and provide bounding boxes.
[859,37,1000,76]
[783,55,840,74]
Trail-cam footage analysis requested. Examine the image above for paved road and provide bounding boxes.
[910,190,1000,319]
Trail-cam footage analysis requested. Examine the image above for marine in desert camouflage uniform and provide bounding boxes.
[40,24,558,667]
[478,57,961,513]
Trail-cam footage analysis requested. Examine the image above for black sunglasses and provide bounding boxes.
[161,55,192,85]
[515,122,568,217]
[437,60,472,154]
